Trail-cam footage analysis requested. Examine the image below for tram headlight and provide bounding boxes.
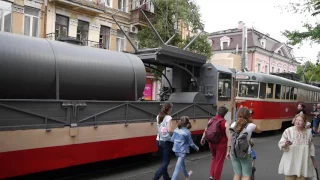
[249,108,253,114]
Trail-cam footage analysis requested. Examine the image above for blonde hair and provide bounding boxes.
[292,111,307,125]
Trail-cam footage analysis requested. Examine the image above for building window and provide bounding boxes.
[0,1,12,32]
[272,67,274,73]
[77,20,89,46]
[135,41,139,49]
[55,14,69,39]
[99,26,110,49]
[258,63,261,72]
[118,0,127,12]
[105,0,112,7]
[265,65,268,74]
[283,69,286,72]
[278,68,280,73]
[24,7,40,37]
[132,0,154,13]
[220,36,230,50]
[260,38,266,49]
[222,42,228,50]
[116,29,125,52]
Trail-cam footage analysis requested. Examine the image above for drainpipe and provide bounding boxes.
[44,0,48,38]
[269,52,275,73]
[250,47,257,71]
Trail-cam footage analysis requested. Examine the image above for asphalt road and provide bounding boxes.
[56,131,320,180]
[12,130,320,180]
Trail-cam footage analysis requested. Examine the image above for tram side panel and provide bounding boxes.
[0,100,215,179]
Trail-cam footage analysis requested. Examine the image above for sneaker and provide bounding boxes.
[186,171,193,180]
[209,177,214,180]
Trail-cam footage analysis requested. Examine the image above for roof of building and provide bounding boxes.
[209,28,298,63]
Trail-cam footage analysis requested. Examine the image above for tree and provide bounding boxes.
[137,0,212,59]
[281,0,320,46]
[312,0,320,16]
[296,61,320,82]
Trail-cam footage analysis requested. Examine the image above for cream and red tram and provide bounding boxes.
[235,72,320,131]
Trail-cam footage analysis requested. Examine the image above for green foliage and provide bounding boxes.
[182,34,213,59]
[296,61,320,82]
[280,0,320,46]
[137,0,211,59]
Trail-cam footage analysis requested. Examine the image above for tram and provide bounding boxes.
[235,72,320,131]
[0,32,236,179]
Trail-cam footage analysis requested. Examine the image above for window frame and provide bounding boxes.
[76,20,89,46]
[55,14,69,40]
[0,1,12,32]
[99,25,111,49]
[116,36,125,52]
[217,72,232,101]
[118,0,128,12]
[266,83,274,99]
[24,7,40,37]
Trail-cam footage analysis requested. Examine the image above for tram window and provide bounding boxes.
[218,73,232,101]
[281,86,286,99]
[238,81,259,98]
[235,81,239,97]
[293,88,298,100]
[267,84,274,99]
[289,87,295,100]
[259,83,266,99]
[275,84,281,99]
[285,86,291,100]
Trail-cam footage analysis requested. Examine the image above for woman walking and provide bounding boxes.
[153,102,174,180]
[278,112,317,180]
[228,107,262,180]
[200,106,230,180]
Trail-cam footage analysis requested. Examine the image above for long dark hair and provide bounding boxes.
[158,102,173,123]
[235,107,251,133]
[178,116,191,129]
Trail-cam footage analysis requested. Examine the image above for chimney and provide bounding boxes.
[241,23,248,71]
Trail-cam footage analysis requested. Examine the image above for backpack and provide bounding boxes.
[230,123,250,158]
[205,117,224,144]
[157,116,171,141]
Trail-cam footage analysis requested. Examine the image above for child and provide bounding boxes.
[171,116,199,180]
[249,139,256,180]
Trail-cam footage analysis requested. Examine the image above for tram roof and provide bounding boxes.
[236,71,320,92]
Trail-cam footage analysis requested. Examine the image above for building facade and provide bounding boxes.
[209,28,300,73]
[0,0,162,100]
[209,53,241,70]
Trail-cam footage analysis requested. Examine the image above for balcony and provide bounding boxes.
[46,33,101,48]
[130,2,155,28]
[53,0,106,15]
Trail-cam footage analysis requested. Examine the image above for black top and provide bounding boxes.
[296,109,306,115]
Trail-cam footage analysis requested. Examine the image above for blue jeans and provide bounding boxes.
[313,118,319,129]
[154,141,172,180]
[172,153,189,180]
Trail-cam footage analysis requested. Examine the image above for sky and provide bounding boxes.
[196,0,320,63]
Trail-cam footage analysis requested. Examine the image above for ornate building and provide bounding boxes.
[209,28,300,73]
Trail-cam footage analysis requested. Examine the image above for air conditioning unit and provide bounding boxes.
[130,25,138,34]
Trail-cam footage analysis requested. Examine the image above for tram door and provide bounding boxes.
[216,72,233,124]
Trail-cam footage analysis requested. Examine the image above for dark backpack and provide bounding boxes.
[230,124,250,158]
[205,117,224,144]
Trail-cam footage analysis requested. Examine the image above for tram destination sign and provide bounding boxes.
[236,74,250,80]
